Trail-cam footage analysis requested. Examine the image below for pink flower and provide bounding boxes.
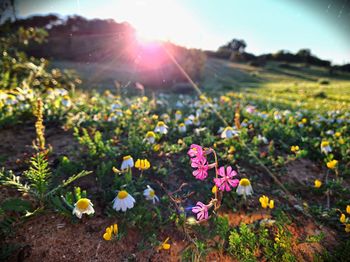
[192,201,209,221]
[191,158,209,180]
[214,166,239,192]
[188,144,206,162]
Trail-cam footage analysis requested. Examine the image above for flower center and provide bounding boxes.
[76,198,90,210]
[118,190,128,199]
[239,178,251,187]
[150,190,155,197]
[123,155,132,161]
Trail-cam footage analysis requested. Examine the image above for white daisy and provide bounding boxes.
[154,121,168,134]
[175,110,182,121]
[112,190,136,212]
[178,123,186,133]
[236,178,253,197]
[121,155,134,170]
[143,185,159,204]
[72,198,95,219]
[144,131,156,144]
[221,126,239,138]
[184,118,193,126]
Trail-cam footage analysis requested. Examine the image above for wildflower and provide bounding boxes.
[143,185,159,204]
[111,102,122,110]
[191,158,209,180]
[193,117,201,126]
[236,178,253,196]
[112,190,136,212]
[178,123,187,133]
[158,237,171,250]
[221,126,239,139]
[184,117,193,126]
[152,114,159,120]
[121,155,134,170]
[175,110,182,121]
[347,205,350,214]
[228,146,235,154]
[214,166,239,192]
[187,144,206,162]
[346,224,350,233]
[144,131,156,144]
[274,112,282,120]
[257,135,268,144]
[135,159,151,170]
[72,198,95,219]
[314,179,322,188]
[103,224,118,241]
[259,195,274,209]
[192,201,209,221]
[320,141,332,154]
[340,213,346,223]
[290,145,299,153]
[161,113,170,123]
[335,132,341,138]
[153,144,161,152]
[246,105,256,114]
[154,121,168,134]
[302,118,307,124]
[212,185,218,194]
[326,159,338,169]
[61,95,71,107]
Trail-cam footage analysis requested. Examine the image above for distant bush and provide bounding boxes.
[318,78,330,85]
[313,91,327,99]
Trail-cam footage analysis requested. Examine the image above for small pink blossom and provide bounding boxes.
[191,158,209,180]
[188,144,206,162]
[214,166,239,192]
[192,201,209,221]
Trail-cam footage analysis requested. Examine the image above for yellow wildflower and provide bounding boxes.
[158,237,171,250]
[326,160,338,169]
[314,179,322,188]
[335,132,341,138]
[347,205,350,215]
[346,224,350,233]
[259,195,274,209]
[135,159,151,171]
[212,185,218,194]
[291,145,299,153]
[340,213,346,224]
[103,224,118,241]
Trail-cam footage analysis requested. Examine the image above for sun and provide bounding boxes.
[115,0,202,46]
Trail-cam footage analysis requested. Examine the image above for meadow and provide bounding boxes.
[1,27,350,261]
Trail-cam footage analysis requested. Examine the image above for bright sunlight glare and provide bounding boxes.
[115,0,203,47]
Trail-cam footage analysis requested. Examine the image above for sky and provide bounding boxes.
[9,0,350,64]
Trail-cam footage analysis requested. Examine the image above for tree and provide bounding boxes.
[227,39,247,53]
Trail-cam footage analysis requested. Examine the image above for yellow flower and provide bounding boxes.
[152,114,159,120]
[259,195,274,209]
[346,224,350,233]
[301,118,307,124]
[347,205,350,215]
[228,146,235,154]
[335,132,341,138]
[339,138,345,145]
[125,109,132,116]
[212,185,218,194]
[158,237,171,250]
[314,179,322,188]
[135,159,151,170]
[320,141,329,148]
[340,213,346,223]
[153,144,161,152]
[326,160,338,169]
[103,224,118,241]
[290,145,299,153]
